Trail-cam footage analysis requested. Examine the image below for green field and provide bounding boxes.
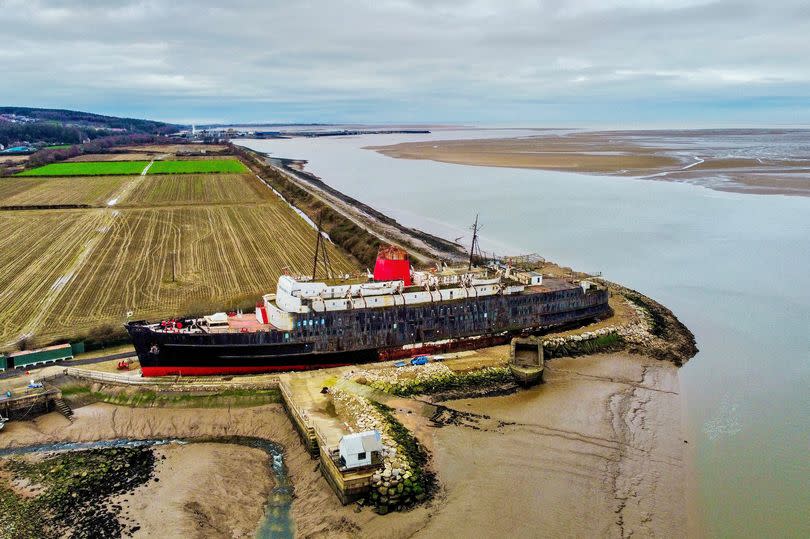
[17,161,149,177]
[148,159,248,174]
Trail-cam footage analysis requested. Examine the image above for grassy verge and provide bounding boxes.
[73,344,135,360]
[60,384,281,408]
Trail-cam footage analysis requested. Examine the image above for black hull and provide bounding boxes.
[128,287,611,376]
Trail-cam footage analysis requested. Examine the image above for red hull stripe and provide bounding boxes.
[141,363,352,377]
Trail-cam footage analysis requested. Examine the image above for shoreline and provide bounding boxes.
[0,143,700,537]
[0,272,697,538]
[367,131,810,197]
[423,352,687,538]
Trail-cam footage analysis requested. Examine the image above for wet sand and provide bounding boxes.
[419,353,686,538]
[284,350,688,538]
[115,443,274,538]
[369,130,810,196]
[0,403,429,538]
[0,349,687,538]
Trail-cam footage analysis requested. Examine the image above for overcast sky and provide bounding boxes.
[2,0,809,126]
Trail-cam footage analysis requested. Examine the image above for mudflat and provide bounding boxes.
[113,443,273,539]
[0,348,687,538]
[369,129,810,196]
[420,353,686,538]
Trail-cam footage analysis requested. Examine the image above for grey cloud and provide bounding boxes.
[1,0,808,123]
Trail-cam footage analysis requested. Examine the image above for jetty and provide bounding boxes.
[0,388,67,421]
[278,370,382,504]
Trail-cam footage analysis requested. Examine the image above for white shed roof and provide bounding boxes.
[339,430,382,454]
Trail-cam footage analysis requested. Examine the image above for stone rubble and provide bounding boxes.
[347,362,453,394]
[542,298,655,351]
[330,389,419,510]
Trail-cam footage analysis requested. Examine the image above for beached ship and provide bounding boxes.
[126,244,610,376]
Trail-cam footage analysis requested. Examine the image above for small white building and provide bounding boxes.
[338,430,383,469]
[513,270,543,286]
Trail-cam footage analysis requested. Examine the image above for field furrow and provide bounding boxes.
[1,164,359,350]
[0,176,129,206]
[33,203,355,345]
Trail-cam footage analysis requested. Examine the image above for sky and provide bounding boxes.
[2,0,809,127]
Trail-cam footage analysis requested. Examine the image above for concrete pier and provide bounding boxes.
[277,369,379,504]
[0,388,61,420]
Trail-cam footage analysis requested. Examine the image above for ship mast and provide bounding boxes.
[312,212,323,279]
[468,214,481,270]
[311,212,333,280]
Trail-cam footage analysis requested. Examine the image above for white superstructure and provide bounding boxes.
[258,268,526,331]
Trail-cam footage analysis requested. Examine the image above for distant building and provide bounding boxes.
[338,430,383,469]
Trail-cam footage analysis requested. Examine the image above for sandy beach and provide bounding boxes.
[369,130,810,196]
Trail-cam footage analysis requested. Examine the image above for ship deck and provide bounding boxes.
[148,314,276,334]
[146,276,589,335]
[523,277,581,293]
[207,316,275,333]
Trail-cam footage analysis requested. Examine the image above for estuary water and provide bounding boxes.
[237,130,810,538]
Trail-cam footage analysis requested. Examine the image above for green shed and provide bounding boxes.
[7,344,73,369]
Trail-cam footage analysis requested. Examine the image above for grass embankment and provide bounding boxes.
[16,161,149,176]
[60,384,281,408]
[0,447,154,538]
[368,401,435,513]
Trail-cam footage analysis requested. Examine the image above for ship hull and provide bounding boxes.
[128,286,611,376]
